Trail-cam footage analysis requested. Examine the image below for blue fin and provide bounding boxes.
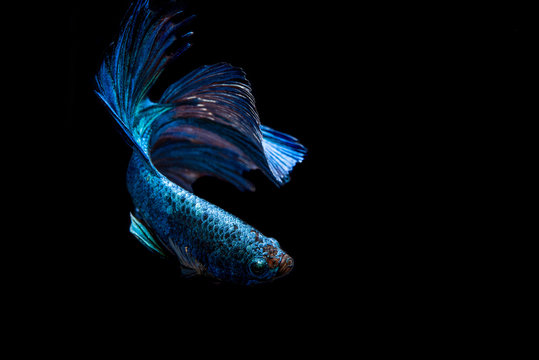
[261,125,307,185]
[95,0,194,161]
[150,63,307,191]
[129,213,167,257]
[149,63,263,191]
[96,1,306,192]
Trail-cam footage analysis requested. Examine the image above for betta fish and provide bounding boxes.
[95,0,306,285]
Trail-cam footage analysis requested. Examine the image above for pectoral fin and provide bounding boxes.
[129,213,168,257]
[167,239,206,277]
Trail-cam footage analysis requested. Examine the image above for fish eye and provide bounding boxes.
[249,258,268,277]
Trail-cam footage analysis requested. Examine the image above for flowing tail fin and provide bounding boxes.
[96,0,306,192]
[261,125,307,185]
[95,0,194,160]
[149,63,307,191]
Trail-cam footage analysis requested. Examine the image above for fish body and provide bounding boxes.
[127,152,292,284]
[96,0,305,285]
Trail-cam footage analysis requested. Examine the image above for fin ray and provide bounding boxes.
[96,1,307,191]
[95,0,193,161]
[150,63,306,190]
[129,213,168,257]
[261,125,307,184]
[167,240,206,277]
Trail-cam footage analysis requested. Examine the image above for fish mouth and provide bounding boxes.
[276,254,294,278]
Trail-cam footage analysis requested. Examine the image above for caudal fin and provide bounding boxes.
[96,1,307,192]
[95,0,194,160]
[261,125,307,185]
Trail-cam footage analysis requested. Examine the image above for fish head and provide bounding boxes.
[242,233,294,285]
[201,229,294,285]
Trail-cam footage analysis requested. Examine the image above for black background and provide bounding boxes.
[29,0,534,351]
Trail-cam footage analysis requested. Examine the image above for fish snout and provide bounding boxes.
[276,254,294,278]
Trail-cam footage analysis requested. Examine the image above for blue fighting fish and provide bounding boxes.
[95,0,306,285]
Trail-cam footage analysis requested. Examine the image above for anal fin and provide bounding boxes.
[129,213,168,257]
